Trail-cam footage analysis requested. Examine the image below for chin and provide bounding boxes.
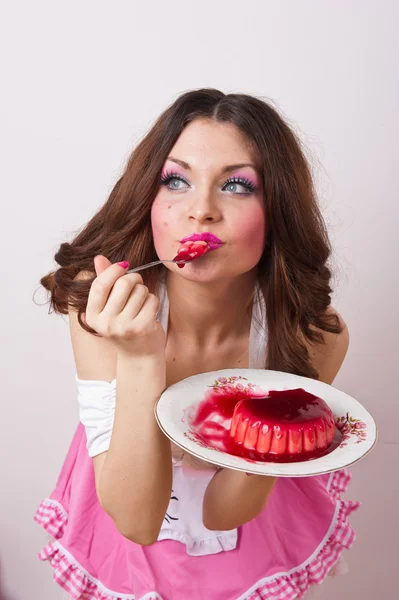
[168,261,258,283]
[168,263,221,282]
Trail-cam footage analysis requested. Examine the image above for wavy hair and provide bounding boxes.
[38,88,342,379]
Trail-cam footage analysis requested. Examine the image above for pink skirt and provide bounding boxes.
[35,423,360,599]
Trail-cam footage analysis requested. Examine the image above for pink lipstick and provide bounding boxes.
[180,232,223,251]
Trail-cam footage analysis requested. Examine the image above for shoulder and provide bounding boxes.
[301,307,349,385]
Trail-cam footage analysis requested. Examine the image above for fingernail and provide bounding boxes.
[117,261,129,269]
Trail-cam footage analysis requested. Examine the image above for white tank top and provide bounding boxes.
[156,279,268,556]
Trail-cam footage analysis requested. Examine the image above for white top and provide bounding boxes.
[76,278,268,556]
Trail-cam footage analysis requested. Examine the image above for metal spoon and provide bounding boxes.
[125,258,188,275]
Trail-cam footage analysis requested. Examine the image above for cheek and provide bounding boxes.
[234,205,267,254]
[151,201,166,246]
[151,200,176,249]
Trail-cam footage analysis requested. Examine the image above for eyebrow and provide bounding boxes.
[166,156,261,175]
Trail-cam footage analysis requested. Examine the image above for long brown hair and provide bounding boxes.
[37,88,342,379]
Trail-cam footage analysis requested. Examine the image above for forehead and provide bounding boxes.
[168,119,258,167]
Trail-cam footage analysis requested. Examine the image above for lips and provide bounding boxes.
[180,232,223,251]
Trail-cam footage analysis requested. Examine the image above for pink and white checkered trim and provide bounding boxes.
[34,498,68,539]
[34,470,359,600]
[243,499,358,599]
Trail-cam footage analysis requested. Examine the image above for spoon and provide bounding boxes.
[125,258,188,275]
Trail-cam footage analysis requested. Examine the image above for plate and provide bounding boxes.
[155,369,377,477]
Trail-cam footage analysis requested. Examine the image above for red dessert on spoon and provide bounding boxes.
[173,232,223,268]
[173,240,210,268]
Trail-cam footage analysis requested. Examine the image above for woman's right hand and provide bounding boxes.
[85,255,166,358]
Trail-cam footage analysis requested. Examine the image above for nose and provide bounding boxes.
[188,192,222,224]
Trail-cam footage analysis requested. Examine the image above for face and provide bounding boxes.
[151,118,267,282]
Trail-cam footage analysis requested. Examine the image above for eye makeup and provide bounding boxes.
[230,171,259,190]
[159,169,259,195]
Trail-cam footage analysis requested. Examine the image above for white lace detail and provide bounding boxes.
[158,463,238,556]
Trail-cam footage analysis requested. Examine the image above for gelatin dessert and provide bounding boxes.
[173,240,210,268]
[229,388,336,459]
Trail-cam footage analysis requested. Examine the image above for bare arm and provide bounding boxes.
[95,352,172,544]
[70,263,172,545]
[203,308,349,531]
[203,470,277,531]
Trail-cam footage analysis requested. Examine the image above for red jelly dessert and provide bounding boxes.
[229,388,336,459]
[173,240,210,268]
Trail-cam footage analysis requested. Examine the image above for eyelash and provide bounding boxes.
[159,171,257,195]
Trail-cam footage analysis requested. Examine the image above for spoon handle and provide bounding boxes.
[125,259,185,275]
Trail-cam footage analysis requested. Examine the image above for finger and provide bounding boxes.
[103,279,148,320]
[94,255,112,276]
[87,263,143,317]
[128,292,160,326]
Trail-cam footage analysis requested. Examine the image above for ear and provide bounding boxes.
[93,255,113,276]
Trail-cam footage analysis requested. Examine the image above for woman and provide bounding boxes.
[35,88,359,599]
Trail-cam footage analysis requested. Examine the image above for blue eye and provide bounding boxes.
[159,171,257,195]
[160,172,188,191]
[223,177,257,194]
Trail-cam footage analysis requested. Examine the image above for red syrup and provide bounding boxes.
[173,241,210,268]
[189,386,341,463]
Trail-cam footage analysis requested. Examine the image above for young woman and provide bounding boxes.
[35,88,359,599]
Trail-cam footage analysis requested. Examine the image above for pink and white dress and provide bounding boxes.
[34,280,360,599]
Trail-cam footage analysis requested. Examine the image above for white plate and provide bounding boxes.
[155,369,377,477]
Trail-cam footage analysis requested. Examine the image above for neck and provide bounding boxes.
[164,268,258,350]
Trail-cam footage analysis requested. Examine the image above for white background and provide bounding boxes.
[0,1,397,598]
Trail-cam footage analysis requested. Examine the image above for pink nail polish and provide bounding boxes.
[117,261,129,269]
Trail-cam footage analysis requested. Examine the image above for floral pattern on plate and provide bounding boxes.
[336,413,368,447]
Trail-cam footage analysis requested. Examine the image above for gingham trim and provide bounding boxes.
[34,469,360,600]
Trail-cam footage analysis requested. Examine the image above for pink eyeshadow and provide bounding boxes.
[161,161,261,189]
[161,164,187,179]
[230,170,260,188]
